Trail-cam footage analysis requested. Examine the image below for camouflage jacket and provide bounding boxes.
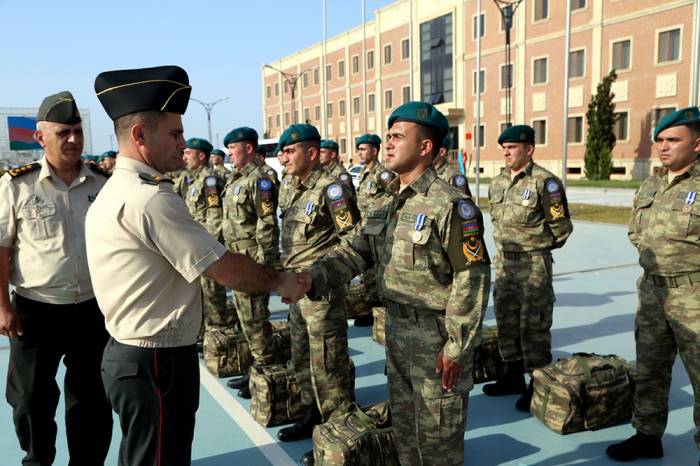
[357,161,396,213]
[280,164,358,272]
[325,160,355,196]
[309,166,491,365]
[278,169,298,213]
[221,161,280,266]
[488,160,573,252]
[174,166,225,238]
[256,160,279,186]
[435,158,472,197]
[629,159,700,275]
[212,164,231,181]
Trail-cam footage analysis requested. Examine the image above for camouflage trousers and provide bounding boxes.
[289,287,353,422]
[493,251,554,371]
[232,291,276,365]
[201,276,237,332]
[386,305,471,466]
[361,266,380,304]
[632,275,700,447]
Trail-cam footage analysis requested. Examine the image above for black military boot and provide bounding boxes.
[196,340,204,359]
[277,404,321,442]
[227,374,249,390]
[482,361,526,396]
[606,431,663,461]
[515,378,534,412]
[353,313,374,327]
[237,382,251,399]
[300,449,315,465]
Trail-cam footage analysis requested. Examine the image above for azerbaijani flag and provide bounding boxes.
[8,116,41,151]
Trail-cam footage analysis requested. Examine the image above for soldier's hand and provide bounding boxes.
[275,271,305,304]
[0,303,23,339]
[435,351,464,392]
[296,272,313,294]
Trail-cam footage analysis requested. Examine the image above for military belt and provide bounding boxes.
[384,300,437,321]
[230,239,257,252]
[502,250,549,261]
[645,271,700,288]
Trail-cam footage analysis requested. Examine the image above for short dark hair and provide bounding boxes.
[113,111,166,141]
[416,125,442,158]
[299,140,320,152]
[689,122,700,140]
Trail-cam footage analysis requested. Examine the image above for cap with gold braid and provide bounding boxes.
[37,91,81,125]
[94,65,191,121]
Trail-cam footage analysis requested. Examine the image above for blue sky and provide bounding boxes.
[0,0,394,153]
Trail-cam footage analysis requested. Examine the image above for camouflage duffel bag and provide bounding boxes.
[313,401,400,466]
[203,328,252,378]
[531,353,635,434]
[271,320,292,363]
[345,282,373,319]
[250,360,304,427]
[371,307,386,346]
[472,325,508,384]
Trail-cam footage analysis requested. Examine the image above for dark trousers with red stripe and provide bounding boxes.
[101,338,199,466]
[5,294,112,466]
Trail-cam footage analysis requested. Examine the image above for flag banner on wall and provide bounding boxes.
[8,116,41,151]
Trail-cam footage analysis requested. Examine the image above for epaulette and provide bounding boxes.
[89,164,111,178]
[7,162,40,179]
[138,172,174,186]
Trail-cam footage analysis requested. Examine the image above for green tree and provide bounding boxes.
[584,69,618,180]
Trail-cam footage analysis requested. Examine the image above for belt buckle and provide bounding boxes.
[667,276,678,288]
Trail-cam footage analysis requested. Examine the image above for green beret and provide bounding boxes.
[654,106,700,140]
[224,127,258,147]
[387,102,448,138]
[320,139,339,152]
[102,150,117,158]
[278,123,321,150]
[186,137,213,155]
[94,65,191,121]
[498,124,535,145]
[355,133,382,149]
[37,91,81,125]
[210,149,226,157]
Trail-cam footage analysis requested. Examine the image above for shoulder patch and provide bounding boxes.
[7,162,40,179]
[453,174,467,187]
[542,177,569,222]
[257,178,273,191]
[545,179,560,193]
[457,199,476,220]
[139,172,174,186]
[326,183,343,201]
[204,176,217,187]
[324,182,360,233]
[204,175,221,208]
[89,164,111,178]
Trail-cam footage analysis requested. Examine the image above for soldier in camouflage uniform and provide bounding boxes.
[275,124,358,466]
[210,148,231,180]
[220,127,280,399]
[174,138,237,334]
[607,107,700,463]
[320,139,355,195]
[434,134,472,197]
[255,148,280,186]
[484,125,573,411]
[300,102,491,466]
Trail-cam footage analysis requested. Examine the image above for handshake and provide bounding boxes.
[275,271,314,304]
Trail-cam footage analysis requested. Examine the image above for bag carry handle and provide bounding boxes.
[572,353,625,385]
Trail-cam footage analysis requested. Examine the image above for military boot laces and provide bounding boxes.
[277,404,321,442]
[482,361,526,396]
[606,432,663,462]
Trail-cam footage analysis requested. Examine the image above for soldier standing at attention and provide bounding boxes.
[86,65,304,466]
[221,127,281,399]
[210,148,230,180]
[320,139,354,193]
[298,102,491,466]
[0,91,113,465]
[434,134,472,197]
[483,125,573,410]
[255,147,280,185]
[175,137,236,338]
[606,107,700,462]
[275,123,358,466]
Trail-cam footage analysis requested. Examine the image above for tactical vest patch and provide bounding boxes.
[324,183,360,233]
[541,177,569,222]
[204,176,220,208]
[7,163,40,179]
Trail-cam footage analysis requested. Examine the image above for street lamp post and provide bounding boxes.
[189,97,229,143]
[264,64,305,125]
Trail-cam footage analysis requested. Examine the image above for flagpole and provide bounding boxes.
[562,0,571,187]
[322,0,328,137]
[475,0,482,206]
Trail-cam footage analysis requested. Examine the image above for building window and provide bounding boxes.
[327,102,333,118]
[384,44,392,65]
[284,81,289,94]
[368,94,375,112]
[367,50,374,69]
[303,107,310,122]
[402,86,411,104]
[314,68,319,85]
[569,50,585,78]
[473,13,485,39]
[326,64,332,81]
[276,114,280,127]
[472,125,485,147]
[534,0,548,21]
[352,55,359,74]
[385,89,393,109]
[420,13,453,104]
[533,57,548,84]
[340,138,347,154]
[533,119,547,144]
[612,39,631,71]
[614,111,629,141]
[338,60,345,78]
[654,107,676,127]
[500,122,511,134]
[303,72,309,87]
[266,85,271,98]
[658,28,681,63]
[353,97,360,115]
[567,116,583,143]
[339,100,346,117]
[315,105,320,120]
[571,0,586,10]
[473,70,485,94]
[284,112,290,126]
[267,116,272,129]
[294,111,299,124]
[500,64,513,89]
[274,82,279,96]
[401,39,410,59]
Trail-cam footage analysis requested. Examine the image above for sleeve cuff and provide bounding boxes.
[182,242,228,283]
[443,339,471,366]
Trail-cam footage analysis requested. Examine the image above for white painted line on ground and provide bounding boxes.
[199,364,297,466]
[554,262,638,277]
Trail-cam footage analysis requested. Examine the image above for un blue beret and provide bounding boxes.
[224,127,259,147]
[653,107,700,140]
[498,125,535,145]
[387,102,449,138]
[186,137,213,155]
[320,139,339,152]
[278,124,321,149]
[355,133,382,149]
[102,150,117,158]
[210,149,226,157]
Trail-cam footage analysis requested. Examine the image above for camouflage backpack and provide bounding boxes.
[371,307,386,346]
[203,328,252,378]
[313,401,400,466]
[249,360,304,427]
[530,353,635,434]
[472,326,509,384]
